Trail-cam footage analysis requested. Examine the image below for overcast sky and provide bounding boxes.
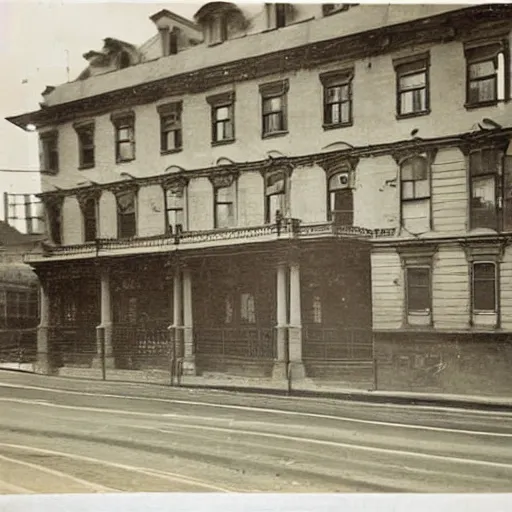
[0,0,202,206]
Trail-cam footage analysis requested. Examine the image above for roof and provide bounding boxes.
[0,221,41,247]
[149,9,200,31]
[0,263,37,285]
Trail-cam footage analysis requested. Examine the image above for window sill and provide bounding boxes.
[41,169,59,176]
[396,109,431,120]
[212,138,235,147]
[464,100,502,110]
[78,163,95,171]
[262,130,289,140]
[323,121,353,131]
[160,148,182,156]
[116,158,135,164]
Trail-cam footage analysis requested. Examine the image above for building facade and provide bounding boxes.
[6,3,512,394]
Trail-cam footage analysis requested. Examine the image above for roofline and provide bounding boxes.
[5,4,512,130]
[149,9,201,31]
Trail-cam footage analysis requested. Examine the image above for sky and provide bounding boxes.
[0,1,201,225]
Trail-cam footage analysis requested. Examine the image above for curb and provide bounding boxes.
[1,368,511,413]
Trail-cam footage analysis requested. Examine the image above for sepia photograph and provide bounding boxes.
[0,0,512,508]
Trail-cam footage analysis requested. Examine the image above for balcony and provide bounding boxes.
[24,220,397,263]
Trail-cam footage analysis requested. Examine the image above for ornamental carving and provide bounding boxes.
[391,147,437,166]
[162,175,189,194]
[460,239,509,263]
[208,170,239,189]
[110,180,139,196]
[259,160,294,179]
[318,156,359,178]
[76,188,102,210]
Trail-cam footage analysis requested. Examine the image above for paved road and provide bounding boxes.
[0,371,511,494]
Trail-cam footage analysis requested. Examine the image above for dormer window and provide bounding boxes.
[169,31,178,55]
[207,15,228,45]
[266,3,293,29]
[322,4,350,16]
[119,51,131,69]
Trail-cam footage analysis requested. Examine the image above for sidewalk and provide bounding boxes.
[2,366,512,412]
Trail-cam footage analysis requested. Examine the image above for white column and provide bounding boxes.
[273,262,288,379]
[94,267,114,368]
[182,266,196,375]
[36,281,50,374]
[288,259,305,380]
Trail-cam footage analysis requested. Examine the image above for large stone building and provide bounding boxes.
[6,3,512,395]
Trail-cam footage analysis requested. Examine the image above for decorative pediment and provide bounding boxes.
[208,170,239,189]
[391,147,437,166]
[396,243,438,267]
[259,160,294,179]
[460,239,509,262]
[318,156,359,178]
[110,181,139,196]
[76,188,102,210]
[162,175,188,194]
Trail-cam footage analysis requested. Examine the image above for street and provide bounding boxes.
[0,371,511,493]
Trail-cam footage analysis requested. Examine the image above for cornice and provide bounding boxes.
[7,5,512,130]
[35,127,512,201]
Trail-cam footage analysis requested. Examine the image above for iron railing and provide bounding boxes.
[302,325,373,361]
[112,323,171,370]
[195,326,276,360]
[0,328,37,365]
[49,325,97,367]
[25,222,397,261]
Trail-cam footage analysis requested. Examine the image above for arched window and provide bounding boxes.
[400,156,430,233]
[328,172,353,226]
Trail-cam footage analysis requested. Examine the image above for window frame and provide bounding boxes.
[40,131,59,175]
[207,92,235,146]
[397,245,436,328]
[266,3,291,30]
[472,261,497,314]
[77,193,100,243]
[464,39,509,109]
[163,183,187,236]
[468,146,504,232]
[74,121,95,170]
[114,188,138,239]
[259,80,289,138]
[393,52,430,119]
[405,266,432,317]
[320,69,354,129]
[157,102,183,154]
[111,111,135,163]
[207,14,229,46]
[264,169,289,224]
[327,172,354,226]
[44,197,63,246]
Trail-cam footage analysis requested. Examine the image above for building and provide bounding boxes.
[5,3,512,395]
[0,220,40,364]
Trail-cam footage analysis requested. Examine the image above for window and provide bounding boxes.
[322,4,350,16]
[80,196,97,243]
[265,170,287,223]
[40,131,59,174]
[469,148,501,230]
[400,156,430,233]
[260,80,289,137]
[328,173,353,225]
[45,198,62,245]
[164,186,185,235]
[207,92,235,144]
[158,102,182,153]
[74,122,95,169]
[394,53,430,117]
[472,262,497,313]
[115,189,137,239]
[111,111,135,163]
[240,293,256,324]
[320,70,353,128]
[169,31,178,55]
[214,182,236,228]
[397,245,436,327]
[119,51,131,69]
[465,41,508,107]
[266,3,291,29]
[312,295,322,324]
[406,267,431,315]
[207,15,228,45]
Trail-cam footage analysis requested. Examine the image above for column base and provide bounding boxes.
[288,361,306,381]
[91,356,116,369]
[35,353,51,375]
[182,357,196,376]
[272,361,288,380]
